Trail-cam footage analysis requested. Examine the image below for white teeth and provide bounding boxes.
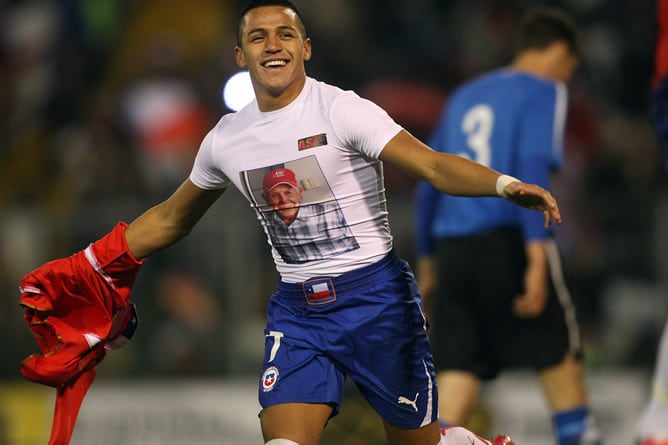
[264,60,286,67]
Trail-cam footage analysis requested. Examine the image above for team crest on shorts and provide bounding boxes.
[262,366,279,392]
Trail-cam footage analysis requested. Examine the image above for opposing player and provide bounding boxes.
[414,6,603,445]
[20,1,561,444]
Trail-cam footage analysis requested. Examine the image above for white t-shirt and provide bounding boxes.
[190,77,402,282]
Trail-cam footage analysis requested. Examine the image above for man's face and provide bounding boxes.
[235,6,311,110]
[264,183,303,224]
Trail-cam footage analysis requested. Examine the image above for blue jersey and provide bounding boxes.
[416,69,568,255]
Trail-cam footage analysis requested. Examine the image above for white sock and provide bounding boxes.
[638,321,668,440]
[265,439,300,445]
[440,426,492,445]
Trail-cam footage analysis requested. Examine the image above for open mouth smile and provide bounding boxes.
[262,60,288,68]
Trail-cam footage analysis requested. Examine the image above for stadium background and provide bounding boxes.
[0,0,663,444]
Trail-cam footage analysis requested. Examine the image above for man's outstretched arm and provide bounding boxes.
[125,179,226,259]
[380,129,561,227]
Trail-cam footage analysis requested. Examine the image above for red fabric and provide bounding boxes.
[19,221,143,444]
[49,368,97,445]
[654,0,668,86]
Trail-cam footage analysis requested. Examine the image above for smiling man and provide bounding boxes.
[20,1,563,444]
[235,1,310,111]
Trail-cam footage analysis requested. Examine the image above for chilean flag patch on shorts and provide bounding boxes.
[262,366,279,392]
[302,278,336,305]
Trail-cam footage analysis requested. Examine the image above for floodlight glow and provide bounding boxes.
[223,71,254,111]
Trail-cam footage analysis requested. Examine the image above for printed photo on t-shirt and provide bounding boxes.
[240,156,359,264]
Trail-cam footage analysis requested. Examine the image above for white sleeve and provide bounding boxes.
[189,128,231,190]
[330,92,402,159]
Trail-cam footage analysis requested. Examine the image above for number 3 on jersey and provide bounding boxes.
[460,104,494,167]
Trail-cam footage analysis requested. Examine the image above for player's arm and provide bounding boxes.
[414,180,440,301]
[125,179,226,259]
[379,129,561,226]
[513,241,549,317]
[512,83,565,316]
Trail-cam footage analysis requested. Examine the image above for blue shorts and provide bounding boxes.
[258,250,438,429]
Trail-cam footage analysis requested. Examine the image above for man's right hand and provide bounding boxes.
[513,241,549,318]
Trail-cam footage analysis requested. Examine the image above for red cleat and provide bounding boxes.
[491,435,516,445]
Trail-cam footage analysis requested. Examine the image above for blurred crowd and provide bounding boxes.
[0,0,664,379]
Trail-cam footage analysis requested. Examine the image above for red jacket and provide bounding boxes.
[19,221,142,444]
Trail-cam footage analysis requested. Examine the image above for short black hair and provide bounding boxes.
[236,0,307,47]
[516,6,580,57]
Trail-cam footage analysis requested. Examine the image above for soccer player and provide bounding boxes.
[637,1,668,444]
[20,1,562,444]
[414,6,603,445]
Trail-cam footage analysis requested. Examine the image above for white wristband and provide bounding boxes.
[496,174,520,198]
